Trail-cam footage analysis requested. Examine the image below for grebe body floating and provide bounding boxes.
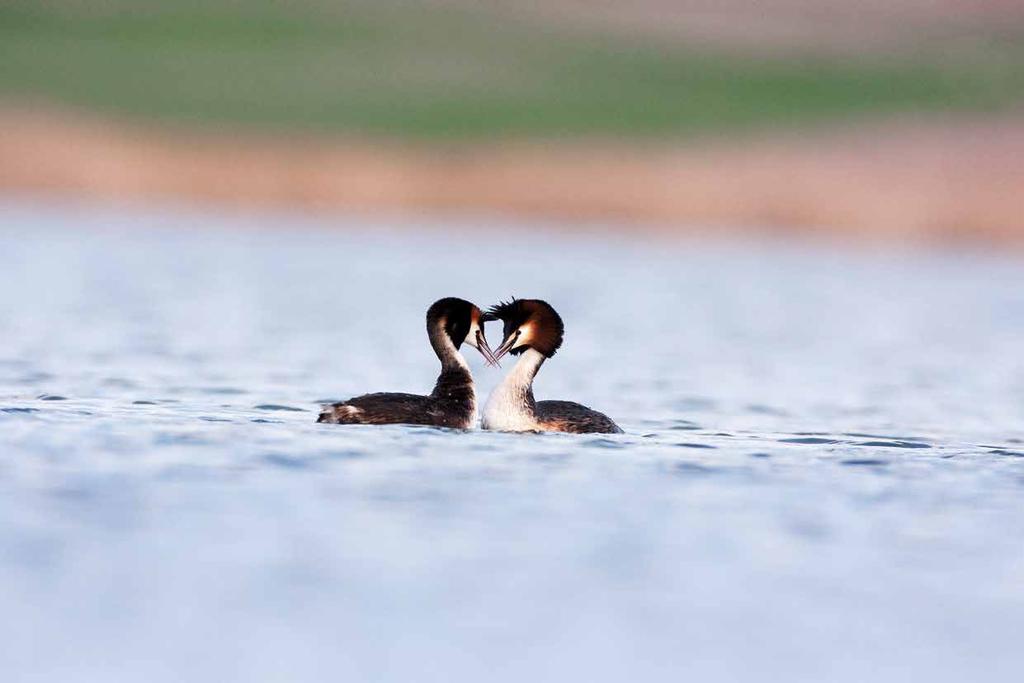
[318,298,497,429]
[482,298,622,434]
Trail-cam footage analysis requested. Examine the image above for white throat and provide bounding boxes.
[455,337,476,421]
[450,345,470,372]
[482,348,546,431]
[439,331,470,372]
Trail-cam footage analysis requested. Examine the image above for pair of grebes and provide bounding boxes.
[318,298,621,434]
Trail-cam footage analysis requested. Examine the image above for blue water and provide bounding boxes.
[2,200,1024,681]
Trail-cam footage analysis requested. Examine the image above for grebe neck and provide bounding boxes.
[482,348,546,431]
[505,347,546,391]
[428,323,470,373]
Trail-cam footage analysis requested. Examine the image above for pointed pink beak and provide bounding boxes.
[492,330,521,362]
[475,328,500,367]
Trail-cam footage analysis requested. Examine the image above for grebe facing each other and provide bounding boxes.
[317,298,497,429]
[482,298,622,434]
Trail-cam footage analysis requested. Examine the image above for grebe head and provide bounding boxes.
[485,298,564,361]
[427,298,499,366]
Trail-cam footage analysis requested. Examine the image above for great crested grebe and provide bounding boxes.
[317,297,497,429]
[482,298,622,434]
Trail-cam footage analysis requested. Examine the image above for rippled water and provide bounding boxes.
[2,201,1024,681]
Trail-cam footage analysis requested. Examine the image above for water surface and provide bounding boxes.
[2,201,1024,681]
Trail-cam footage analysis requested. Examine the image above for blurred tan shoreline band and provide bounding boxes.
[3,106,1023,245]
